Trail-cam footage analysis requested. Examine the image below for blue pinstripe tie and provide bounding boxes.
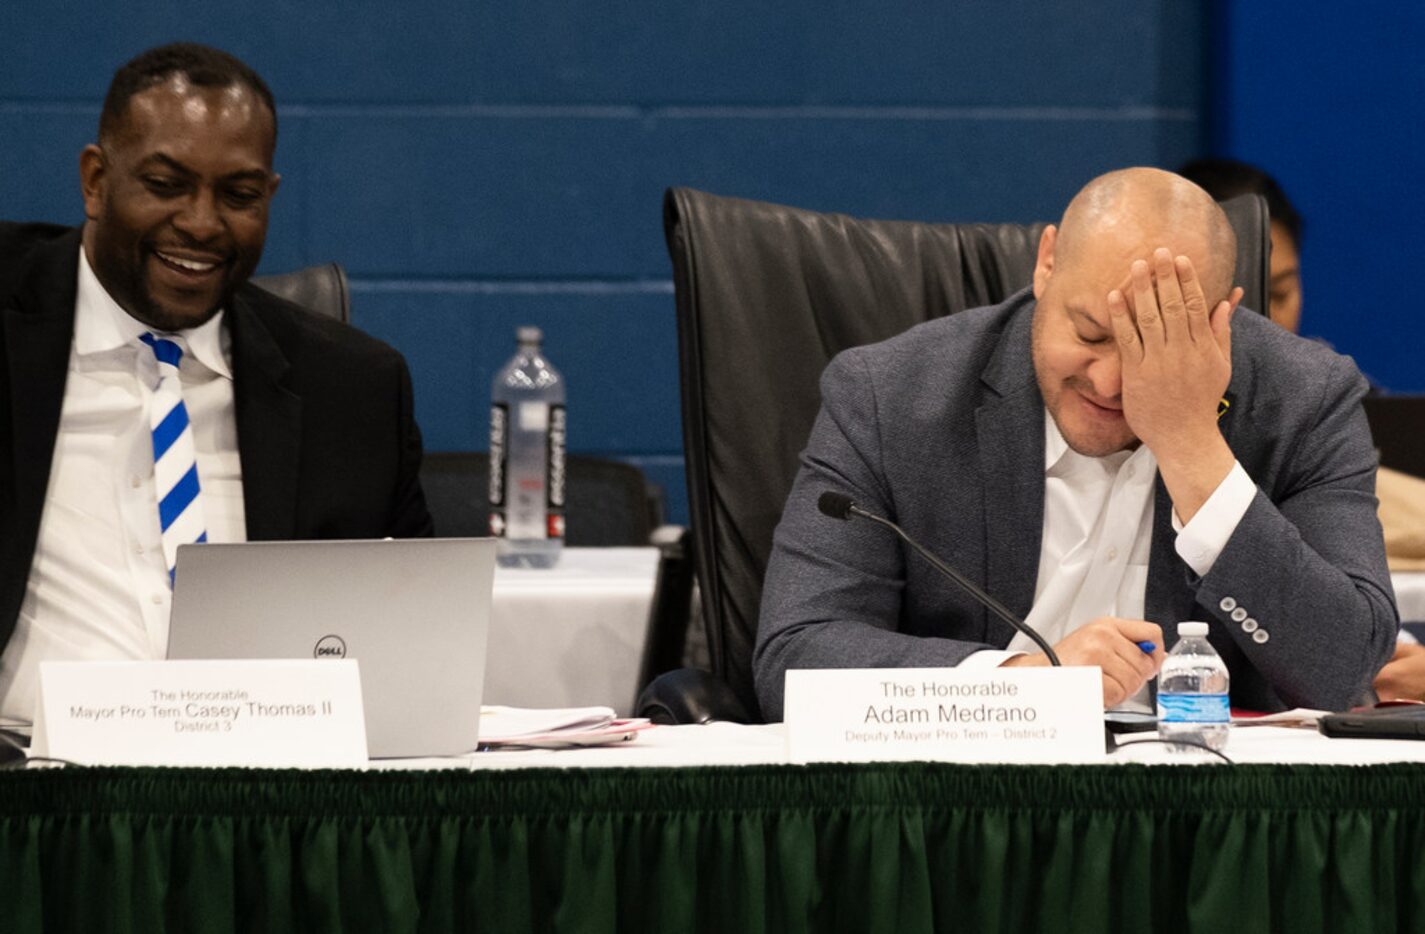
[140,332,207,583]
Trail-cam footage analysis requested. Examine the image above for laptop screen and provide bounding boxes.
[168,538,496,758]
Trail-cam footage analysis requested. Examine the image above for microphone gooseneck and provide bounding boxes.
[818,490,1062,666]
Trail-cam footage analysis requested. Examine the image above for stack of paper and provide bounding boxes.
[1231,708,1330,729]
[478,705,655,748]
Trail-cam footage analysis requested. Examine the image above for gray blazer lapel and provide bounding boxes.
[1145,391,1237,650]
[1145,478,1191,645]
[973,303,1044,645]
[229,291,302,540]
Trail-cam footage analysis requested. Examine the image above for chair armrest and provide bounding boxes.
[635,528,697,705]
[635,668,754,724]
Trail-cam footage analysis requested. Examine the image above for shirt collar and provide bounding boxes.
[74,245,233,380]
[1044,408,1070,474]
[1043,408,1150,477]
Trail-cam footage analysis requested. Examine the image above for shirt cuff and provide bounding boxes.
[1172,460,1256,577]
[963,649,1025,668]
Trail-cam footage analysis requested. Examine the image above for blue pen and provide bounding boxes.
[1136,641,1157,654]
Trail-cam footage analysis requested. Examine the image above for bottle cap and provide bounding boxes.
[1177,621,1209,637]
[517,326,543,344]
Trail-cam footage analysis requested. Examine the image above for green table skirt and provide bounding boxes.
[3,762,1425,933]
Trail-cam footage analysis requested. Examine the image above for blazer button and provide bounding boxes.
[1231,607,1248,622]
[1252,629,1270,644]
[1220,597,1237,612]
[1242,618,1258,633]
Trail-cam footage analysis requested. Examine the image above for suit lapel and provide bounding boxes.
[1145,477,1186,642]
[973,302,1044,645]
[1144,390,1238,647]
[4,230,82,536]
[229,289,302,540]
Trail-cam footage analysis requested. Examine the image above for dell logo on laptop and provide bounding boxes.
[314,635,347,658]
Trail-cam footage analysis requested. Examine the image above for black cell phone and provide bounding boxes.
[1318,706,1425,740]
[1104,711,1158,734]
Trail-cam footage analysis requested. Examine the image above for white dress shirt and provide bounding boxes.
[965,410,1257,710]
[0,248,246,724]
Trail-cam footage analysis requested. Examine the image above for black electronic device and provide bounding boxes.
[0,728,28,767]
[1319,705,1425,740]
[1104,710,1158,734]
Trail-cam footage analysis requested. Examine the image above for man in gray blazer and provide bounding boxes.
[756,167,1396,720]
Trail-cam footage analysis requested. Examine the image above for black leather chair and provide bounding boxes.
[1364,395,1425,478]
[420,451,663,544]
[252,263,351,323]
[638,187,1270,723]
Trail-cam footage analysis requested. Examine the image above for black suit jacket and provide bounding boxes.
[0,222,434,648]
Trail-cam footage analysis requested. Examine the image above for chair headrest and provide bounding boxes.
[251,262,351,323]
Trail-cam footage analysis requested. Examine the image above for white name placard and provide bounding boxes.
[32,660,368,768]
[784,667,1104,764]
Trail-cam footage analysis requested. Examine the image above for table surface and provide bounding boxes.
[378,717,1425,771]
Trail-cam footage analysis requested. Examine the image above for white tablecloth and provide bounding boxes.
[383,719,1425,770]
[484,547,660,716]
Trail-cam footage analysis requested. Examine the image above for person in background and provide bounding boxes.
[1179,158,1303,334]
[0,43,433,724]
[1178,161,1425,701]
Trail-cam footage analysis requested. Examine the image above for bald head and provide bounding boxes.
[1054,167,1237,304]
[1030,168,1242,458]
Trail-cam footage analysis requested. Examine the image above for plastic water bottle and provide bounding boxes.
[1156,621,1230,752]
[489,326,565,568]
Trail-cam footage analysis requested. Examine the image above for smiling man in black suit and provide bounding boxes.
[0,43,432,722]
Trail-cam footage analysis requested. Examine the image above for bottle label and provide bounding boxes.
[488,403,509,537]
[518,401,549,431]
[1157,693,1230,724]
[546,404,566,539]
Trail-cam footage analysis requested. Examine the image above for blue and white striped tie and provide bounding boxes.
[140,332,207,583]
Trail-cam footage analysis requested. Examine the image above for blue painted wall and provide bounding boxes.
[1211,2,1425,391]
[0,3,1207,524]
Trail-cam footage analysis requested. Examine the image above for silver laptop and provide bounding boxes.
[168,538,496,758]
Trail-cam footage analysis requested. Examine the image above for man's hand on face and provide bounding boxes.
[1002,617,1165,708]
[1108,248,1241,459]
[1108,248,1244,523]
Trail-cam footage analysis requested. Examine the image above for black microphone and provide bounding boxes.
[816,490,1061,666]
